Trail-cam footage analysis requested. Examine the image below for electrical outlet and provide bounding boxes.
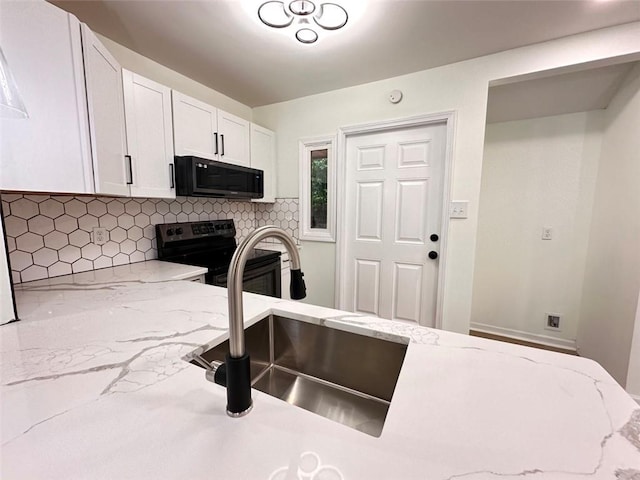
[542,227,553,240]
[544,313,562,331]
[93,227,108,245]
[450,201,469,219]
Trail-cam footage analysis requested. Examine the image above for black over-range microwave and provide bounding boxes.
[174,156,264,199]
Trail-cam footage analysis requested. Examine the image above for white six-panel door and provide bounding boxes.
[343,123,447,326]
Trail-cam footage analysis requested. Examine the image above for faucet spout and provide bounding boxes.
[224,226,306,417]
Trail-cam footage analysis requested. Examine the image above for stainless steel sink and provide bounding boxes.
[190,314,408,437]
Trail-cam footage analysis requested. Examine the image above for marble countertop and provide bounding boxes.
[1,266,639,479]
[9,260,207,323]
[14,259,207,288]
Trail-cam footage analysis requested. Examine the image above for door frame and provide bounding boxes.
[335,111,456,329]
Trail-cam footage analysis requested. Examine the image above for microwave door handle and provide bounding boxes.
[192,161,200,194]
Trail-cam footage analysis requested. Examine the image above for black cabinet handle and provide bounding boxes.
[214,132,219,155]
[125,155,133,185]
[428,251,438,260]
[169,163,175,188]
[221,134,225,156]
[430,234,439,242]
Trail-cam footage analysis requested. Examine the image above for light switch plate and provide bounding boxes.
[450,201,469,219]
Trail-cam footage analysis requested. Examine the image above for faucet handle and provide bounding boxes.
[290,269,307,300]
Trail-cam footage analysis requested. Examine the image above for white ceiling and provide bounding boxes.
[49,0,640,107]
[486,62,638,123]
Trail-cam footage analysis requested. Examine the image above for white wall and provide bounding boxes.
[299,242,335,308]
[253,23,640,334]
[97,34,252,121]
[578,63,640,387]
[471,112,603,349]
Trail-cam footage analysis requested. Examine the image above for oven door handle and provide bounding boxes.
[214,258,281,297]
[216,259,280,284]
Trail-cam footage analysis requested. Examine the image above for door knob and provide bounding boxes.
[430,234,439,242]
[428,251,438,260]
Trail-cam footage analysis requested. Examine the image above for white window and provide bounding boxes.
[299,135,336,242]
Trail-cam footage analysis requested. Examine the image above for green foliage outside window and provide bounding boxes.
[310,149,328,229]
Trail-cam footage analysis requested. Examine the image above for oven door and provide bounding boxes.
[212,258,281,298]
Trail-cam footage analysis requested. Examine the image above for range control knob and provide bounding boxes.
[166,228,175,236]
[176,227,183,235]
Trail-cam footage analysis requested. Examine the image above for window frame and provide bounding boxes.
[299,135,336,242]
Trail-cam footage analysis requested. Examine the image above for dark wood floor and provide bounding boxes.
[469,330,578,356]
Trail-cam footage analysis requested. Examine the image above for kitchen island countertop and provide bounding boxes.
[1,270,639,479]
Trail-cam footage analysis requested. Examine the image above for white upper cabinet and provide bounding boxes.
[1,0,252,198]
[172,91,250,167]
[81,24,130,196]
[250,123,276,203]
[123,70,175,199]
[172,91,218,160]
[0,1,94,194]
[217,110,250,167]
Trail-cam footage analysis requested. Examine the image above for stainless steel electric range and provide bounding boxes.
[156,219,282,298]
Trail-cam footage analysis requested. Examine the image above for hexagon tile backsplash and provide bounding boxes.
[254,198,299,242]
[1,193,299,284]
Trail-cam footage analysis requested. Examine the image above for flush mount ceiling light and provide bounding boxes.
[258,1,348,44]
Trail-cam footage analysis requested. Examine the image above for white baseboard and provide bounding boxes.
[470,322,577,351]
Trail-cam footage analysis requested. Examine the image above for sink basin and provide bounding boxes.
[189,314,408,437]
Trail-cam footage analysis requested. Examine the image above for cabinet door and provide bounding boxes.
[0,1,93,193]
[172,91,218,160]
[123,70,175,199]
[250,123,276,203]
[217,110,250,166]
[81,24,129,196]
